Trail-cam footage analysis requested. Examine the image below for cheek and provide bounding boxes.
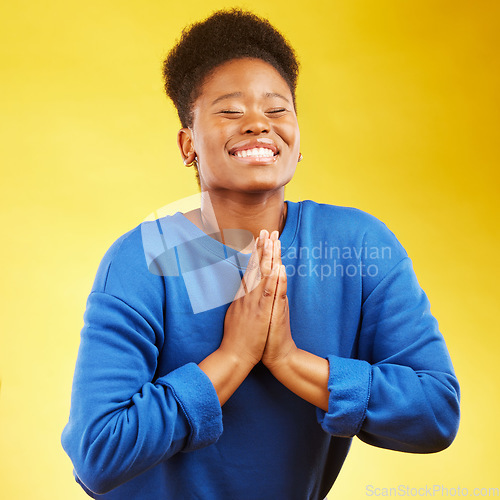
[196,123,233,156]
[279,120,300,149]
[195,135,222,164]
[195,129,234,180]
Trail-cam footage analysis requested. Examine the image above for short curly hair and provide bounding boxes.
[163,9,300,128]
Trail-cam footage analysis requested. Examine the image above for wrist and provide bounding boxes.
[217,343,259,373]
[264,348,330,411]
[198,346,256,407]
[264,344,299,376]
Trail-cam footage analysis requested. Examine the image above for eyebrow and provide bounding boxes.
[211,92,243,106]
[264,92,291,104]
[210,91,291,106]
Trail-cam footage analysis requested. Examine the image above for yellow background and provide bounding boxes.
[1,1,498,498]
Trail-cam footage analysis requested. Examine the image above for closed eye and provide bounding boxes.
[266,108,287,115]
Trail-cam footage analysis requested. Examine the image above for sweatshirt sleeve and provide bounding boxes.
[61,228,223,495]
[317,225,460,453]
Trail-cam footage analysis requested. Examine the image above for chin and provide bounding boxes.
[235,176,288,194]
[239,170,294,192]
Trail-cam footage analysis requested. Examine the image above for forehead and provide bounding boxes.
[196,58,293,104]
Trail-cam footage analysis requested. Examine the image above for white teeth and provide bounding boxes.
[234,147,275,158]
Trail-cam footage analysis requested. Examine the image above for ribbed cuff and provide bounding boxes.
[161,363,223,451]
[316,355,372,437]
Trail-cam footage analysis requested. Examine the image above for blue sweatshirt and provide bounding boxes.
[61,200,460,499]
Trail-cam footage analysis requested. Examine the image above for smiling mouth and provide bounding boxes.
[232,147,278,159]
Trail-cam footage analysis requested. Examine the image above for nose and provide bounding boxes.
[240,110,270,135]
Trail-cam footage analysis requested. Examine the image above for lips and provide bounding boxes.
[228,138,279,159]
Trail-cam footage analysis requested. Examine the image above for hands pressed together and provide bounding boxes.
[221,229,297,373]
[199,230,329,410]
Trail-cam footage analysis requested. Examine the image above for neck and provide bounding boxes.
[198,189,287,252]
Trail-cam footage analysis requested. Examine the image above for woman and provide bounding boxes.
[61,9,460,499]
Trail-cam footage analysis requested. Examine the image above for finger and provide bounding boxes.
[260,276,278,313]
[234,238,255,299]
[247,230,269,290]
[277,264,288,300]
[234,237,259,299]
[259,254,280,311]
[240,230,267,296]
[271,235,281,272]
[268,264,288,319]
[260,234,274,279]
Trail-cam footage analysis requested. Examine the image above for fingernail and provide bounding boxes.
[260,229,266,240]
[264,239,270,249]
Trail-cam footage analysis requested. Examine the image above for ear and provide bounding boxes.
[177,128,196,165]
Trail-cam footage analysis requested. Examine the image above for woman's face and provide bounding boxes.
[180,58,300,195]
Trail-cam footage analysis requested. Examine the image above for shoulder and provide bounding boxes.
[90,212,195,299]
[296,200,406,255]
[294,201,412,299]
[298,199,386,226]
[91,223,157,295]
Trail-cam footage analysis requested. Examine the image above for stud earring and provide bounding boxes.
[184,156,198,168]
[298,153,303,162]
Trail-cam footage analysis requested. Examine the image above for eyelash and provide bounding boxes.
[219,109,287,115]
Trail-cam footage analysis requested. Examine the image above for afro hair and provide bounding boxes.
[162,9,300,128]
